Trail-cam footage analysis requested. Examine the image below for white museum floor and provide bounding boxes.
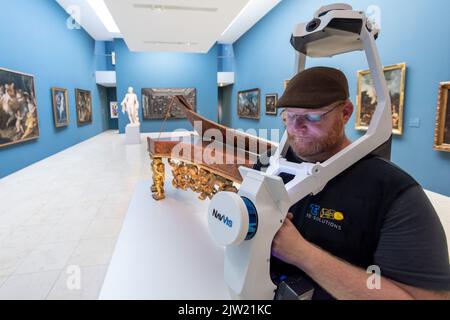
[0,130,157,299]
[0,130,449,300]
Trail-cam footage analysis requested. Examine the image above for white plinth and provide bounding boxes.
[125,124,141,144]
[99,180,230,300]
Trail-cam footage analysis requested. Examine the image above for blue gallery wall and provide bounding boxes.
[95,41,108,71]
[105,41,116,72]
[0,0,108,178]
[223,0,450,196]
[95,41,117,130]
[114,39,218,133]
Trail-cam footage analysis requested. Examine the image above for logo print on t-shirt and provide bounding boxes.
[310,204,321,216]
[307,204,345,231]
[320,208,345,221]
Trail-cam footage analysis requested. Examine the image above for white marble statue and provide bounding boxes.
[121,87,140,126]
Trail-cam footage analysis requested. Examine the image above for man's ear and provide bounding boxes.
[342,100,354,124]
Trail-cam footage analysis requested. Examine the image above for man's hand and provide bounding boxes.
[272,213,311,267]
[271,214,448,300]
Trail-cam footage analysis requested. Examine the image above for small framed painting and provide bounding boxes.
[265,94,278,116]
[110,101,118,119]
[75,89,92,125]
[51,87,69,128]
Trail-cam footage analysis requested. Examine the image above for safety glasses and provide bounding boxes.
[285,101,344,124]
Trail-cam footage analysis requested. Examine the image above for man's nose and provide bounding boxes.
[293,115,308,129]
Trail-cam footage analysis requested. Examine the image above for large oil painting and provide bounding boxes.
[142,88,196,120]
[237,88,260,120]
[434,82,450,152]
[356,63,406,135]
[0,67,39,148]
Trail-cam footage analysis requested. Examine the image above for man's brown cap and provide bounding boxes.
[277,67,349,109]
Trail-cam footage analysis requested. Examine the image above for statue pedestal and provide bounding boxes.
[125,124,141,145]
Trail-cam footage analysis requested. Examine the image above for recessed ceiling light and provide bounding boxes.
[87,0,120,33]
[144,41,198,46]
[133,3,218,13]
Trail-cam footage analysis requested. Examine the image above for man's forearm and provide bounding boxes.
[294,240,414,300]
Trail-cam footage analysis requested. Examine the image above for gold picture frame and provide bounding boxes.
[356,63,406,135]
[280,79,291,127]
[51,87,69,128]
[0,67,40,148]
[433,82,450,152]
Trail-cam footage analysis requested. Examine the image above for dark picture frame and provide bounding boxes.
[141,88,196,120]
[75,89,92,125]
[237,88,260,120]
[265,94,278,116]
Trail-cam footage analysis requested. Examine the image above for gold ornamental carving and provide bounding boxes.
[168,159,238,200]
[151,157,166,200]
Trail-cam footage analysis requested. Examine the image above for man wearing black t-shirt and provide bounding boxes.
[270,67,450,300]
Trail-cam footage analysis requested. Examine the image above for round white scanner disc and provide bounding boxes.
[207,192,249,246]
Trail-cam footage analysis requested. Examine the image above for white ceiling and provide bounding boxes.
[56,0,281,53]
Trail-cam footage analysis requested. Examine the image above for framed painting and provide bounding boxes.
[433,82,450,152]
[51,87,69,128]
[75,89,92,125]
[281,109,287,127]
[280,79,291,127]
[284,80,291,90]
[265,94,278,116]
[0,67,39,148]
[237,88,260,120]
[110,101,118,119]
[141,88,196,120]
[356,63,406,135]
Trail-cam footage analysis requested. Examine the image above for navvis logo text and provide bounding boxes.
[212,209,233,228]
